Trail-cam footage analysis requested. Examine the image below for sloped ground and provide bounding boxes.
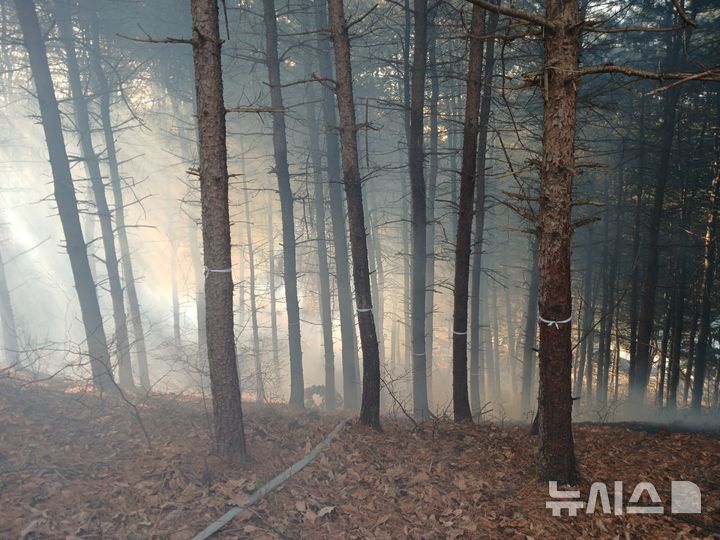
[1,377,718,539]
[250,421,720,539]
[0,376,343,539]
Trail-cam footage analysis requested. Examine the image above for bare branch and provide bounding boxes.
[671,0,697,28]
[583,21,689,34]
[117,33,193,45]
[502,190,538,202]
[571,216,601,231]
[645,69,719,96]
[500,200,537,223]
[578,64,720,82]
[226,106,286,113]
[571,199,605,208]
[347,4,379,31]
[463,0,554,30]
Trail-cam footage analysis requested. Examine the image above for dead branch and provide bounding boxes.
[582,22,689,34]
[502,190,538,202]
[671,0,697,28]
[579,64,720,82]
[571,216,602,231]
[226,106,286,113]
[463,0,555,30]
[571,199,605,208]
[500,200,537,223]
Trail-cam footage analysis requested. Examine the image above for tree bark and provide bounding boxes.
[263,0,304,407]
[478,4,499,395]
[536,0,580,483]
[190,0,246,458]
[452,4,485,422]
[369,206,385,370]
[521,240,539,414]
[425,19,439,406]
[15,0,114,391]
[55,0,134,388]
[691,169,720,412]
[408,0,430,419]
[401,0,412,394]
[313,0,359,409]
[327,0,382,429]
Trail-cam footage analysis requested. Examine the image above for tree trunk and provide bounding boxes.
[691,169,720,412]
[313,0,359,409]
[598,156,623,409]
[266,194,280,375]
[190,0,246,458]
[367,213,381,372]
[425,20,439,406]
[236,243,245,330]
[55,0,134,388]
[683,307,699,405]
[305,82,336,410]
[241,150,265,403]
[370,206,385,370]
[596,185,610,408]
[485,283,497,399]
[448,91,459,242]
[521,241,539,414]
[536,0,580,484]
[15,0,114,391]
[402,194,411,386]
[667,269,686,411]
[628,96,647,386]
[668,184,691,411]
[491,284,501,392]
[657,297,672,407]
[86,1,150,389]
[170,234,182,352]
[401,0,412,395]
[390,318,399,375]
[188,216,208,367]
[574,237,593,398]
[366,206,386,409]
[632,28,683,403]
[408,0,430,419]
[452,4,485,422]
[0,245,19,368]
[327,0,382,429]
[263,0,304,407]
[504,279,517,398]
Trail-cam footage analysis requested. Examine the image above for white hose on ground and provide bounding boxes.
[189,418,349,540]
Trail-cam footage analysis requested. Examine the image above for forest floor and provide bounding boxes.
[1,376,719,539]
